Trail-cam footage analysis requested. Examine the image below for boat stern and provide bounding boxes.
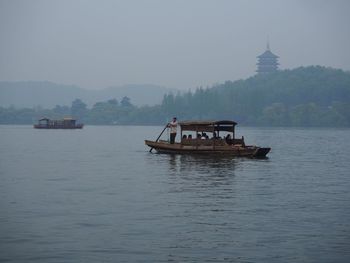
[253,147,271,158]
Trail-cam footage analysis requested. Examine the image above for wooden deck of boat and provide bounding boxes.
[144,140,266,156]
[145,119,270,157]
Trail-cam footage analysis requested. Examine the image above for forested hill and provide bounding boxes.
[161,66,350,126]
[1,66,350,126]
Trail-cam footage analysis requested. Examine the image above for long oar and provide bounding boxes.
[149,123,169,152]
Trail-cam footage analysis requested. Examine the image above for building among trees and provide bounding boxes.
[256,42,279,74]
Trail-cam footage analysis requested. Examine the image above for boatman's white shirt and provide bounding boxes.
[169,121,178,134]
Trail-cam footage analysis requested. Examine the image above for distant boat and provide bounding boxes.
[34,117,84,129]
[145,120,270,158]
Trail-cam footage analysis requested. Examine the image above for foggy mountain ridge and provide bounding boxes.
[0,81,175,108]
[1,65,350,127]
[212,66,350,107]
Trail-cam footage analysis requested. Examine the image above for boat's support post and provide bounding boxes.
[149,123,169,152]
[195,125,198,150]
[212,123,215,150]
[232,123,235,140]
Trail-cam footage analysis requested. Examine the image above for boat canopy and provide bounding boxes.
[179,120,237,132]
[38,117,50,121]
[38,117,76,122]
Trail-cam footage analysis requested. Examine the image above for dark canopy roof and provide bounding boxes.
[38,117,50,121]
[38,117,76,122]
[179,120,237,132]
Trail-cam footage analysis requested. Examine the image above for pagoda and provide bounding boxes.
[256,42,279,74]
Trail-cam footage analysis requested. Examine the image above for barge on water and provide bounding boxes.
[145,120,270,158]
[34,117,84,129]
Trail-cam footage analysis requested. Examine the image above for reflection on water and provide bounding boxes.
[165,154,241,200]
[167,154,237,178]
[146,152,274,201]
[1,126,350,263]
[169,154,239,174]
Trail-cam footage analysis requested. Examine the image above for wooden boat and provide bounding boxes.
[145,120,270,158]
[34,117,84,129]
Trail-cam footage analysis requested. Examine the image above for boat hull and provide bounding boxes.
[33,124,84,129]
[145,140,270,158]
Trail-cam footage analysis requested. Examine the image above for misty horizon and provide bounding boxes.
[1,0,350,90]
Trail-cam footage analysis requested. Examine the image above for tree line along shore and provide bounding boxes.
[1,66,349,127]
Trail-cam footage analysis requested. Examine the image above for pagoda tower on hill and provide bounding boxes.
[256,42,279,74]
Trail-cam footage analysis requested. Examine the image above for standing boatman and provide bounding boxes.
[168,117,178,144]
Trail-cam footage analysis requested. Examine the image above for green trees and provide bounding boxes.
[88,99,120,124]
[70,99,88,121]
[120,96,132,108]
[88,97,138,124]
[154,66,350,126]
[0,66,349,126]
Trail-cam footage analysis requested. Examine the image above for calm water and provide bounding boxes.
[1,125,349,262]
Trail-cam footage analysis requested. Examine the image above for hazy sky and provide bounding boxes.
[1,0,349,90]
